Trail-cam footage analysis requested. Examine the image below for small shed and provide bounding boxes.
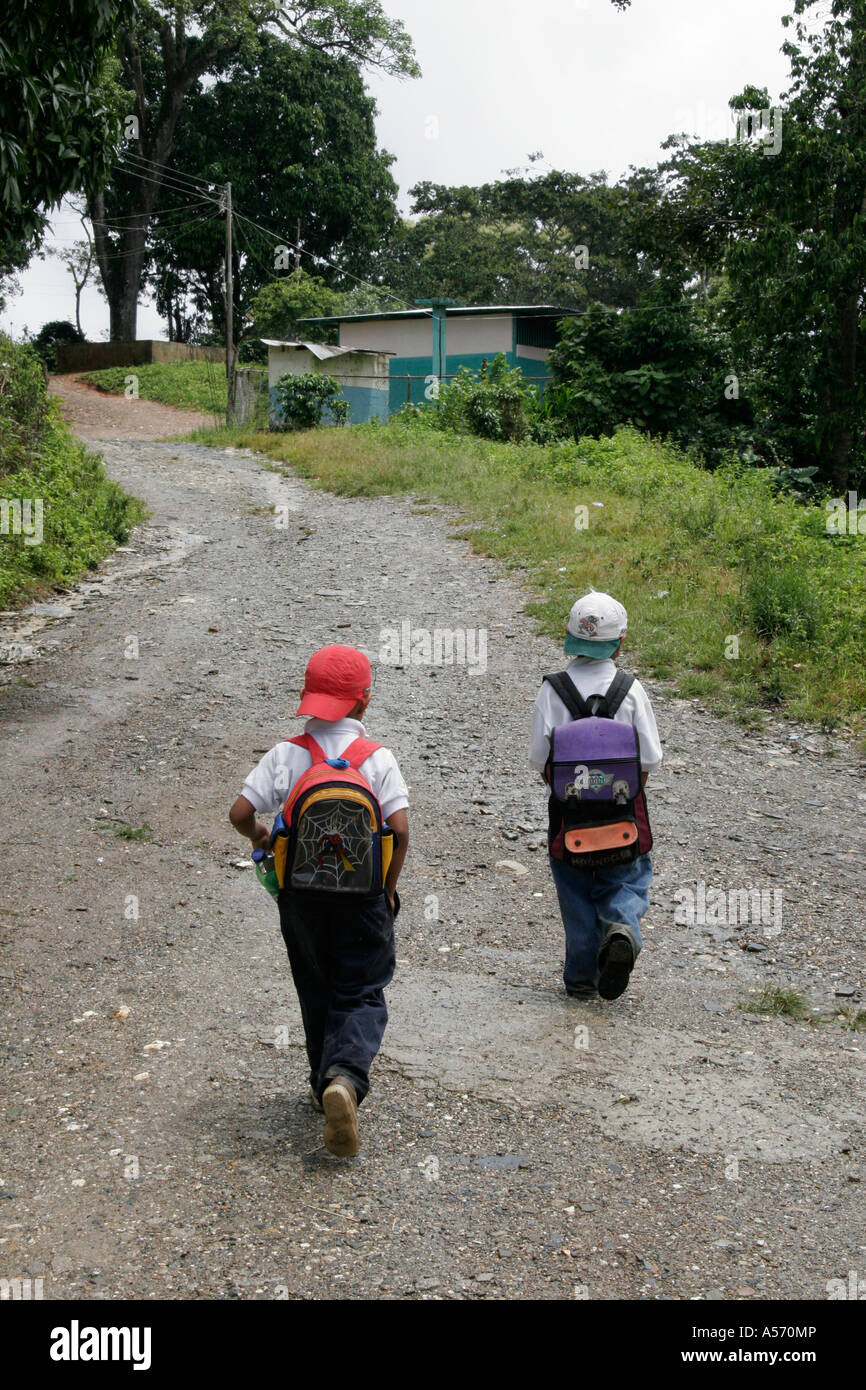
[263,340,392,426]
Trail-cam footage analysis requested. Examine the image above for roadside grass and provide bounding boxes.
[1,337,146,608]
[739,986,811,1020]
[77,361,227,416]
[182,417,866,729]
[111,823,154,842]
[740,987,866,1032]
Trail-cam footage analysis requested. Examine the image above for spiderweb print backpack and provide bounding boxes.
[270,734,395,896]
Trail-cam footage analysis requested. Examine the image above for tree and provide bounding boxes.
[654,2,866,489]
[90,1,418,341]
[247,272,343,344]
[144,34,400,346]
[0,0,132,274]
[51,204,100,336]
[377,167,668,309]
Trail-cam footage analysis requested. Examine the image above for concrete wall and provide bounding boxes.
[339,314,514,359]
[57,341,224,373]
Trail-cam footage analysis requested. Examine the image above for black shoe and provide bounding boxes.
[566,984,597,1000]
[597,932,635,1001]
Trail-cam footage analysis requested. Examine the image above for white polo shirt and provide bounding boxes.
[241,717,409,822]
[529,657,663,778]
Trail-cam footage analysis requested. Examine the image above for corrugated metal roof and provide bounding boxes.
[261,339,394,358]
[297,305,574,327]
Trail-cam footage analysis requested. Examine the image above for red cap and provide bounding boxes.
[297,645,372,721]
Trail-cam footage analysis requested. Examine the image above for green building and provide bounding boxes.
[297,305,571,417]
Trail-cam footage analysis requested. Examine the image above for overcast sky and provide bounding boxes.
[3,0,791,341]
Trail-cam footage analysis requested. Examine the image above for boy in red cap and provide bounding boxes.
[229,645,409,1157]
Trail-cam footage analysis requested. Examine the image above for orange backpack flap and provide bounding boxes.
[274,735,387,894]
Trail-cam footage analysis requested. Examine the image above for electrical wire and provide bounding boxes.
[231,207,427,316]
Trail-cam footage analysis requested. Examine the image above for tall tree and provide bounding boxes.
[145,34,400,343]
[377,166,670,309]
[0,0,132,274]
[656,1,866,489]
[90,1,418,341]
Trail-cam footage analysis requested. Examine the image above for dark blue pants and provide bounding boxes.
[278,889,396,1104]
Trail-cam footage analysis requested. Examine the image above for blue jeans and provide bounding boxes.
[278,889,396,1103]
[549,853,652,992]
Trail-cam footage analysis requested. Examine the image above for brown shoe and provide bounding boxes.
[322,1076,359,1157]
[309,1086,324,1114]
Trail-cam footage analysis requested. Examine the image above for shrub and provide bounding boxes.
[0,334,144,606]
[433,355,541,442]
[272,372,349,430]
[0,337,49,474]
[742,563,824,640]
[30,320,84,372]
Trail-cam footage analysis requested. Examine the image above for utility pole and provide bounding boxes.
[225,181,234,424]
[295,217,301,276]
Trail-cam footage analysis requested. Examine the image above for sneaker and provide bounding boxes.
[598,931,635,1000]
[322,1076,359,1157]
[309,1086,324,1114]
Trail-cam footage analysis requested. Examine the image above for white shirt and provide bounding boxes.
[529,657,663,778]
[241,717,409,823]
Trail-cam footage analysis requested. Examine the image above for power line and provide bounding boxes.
[109,160,220,205]
[231,207,427,316]
[119,150,217,193]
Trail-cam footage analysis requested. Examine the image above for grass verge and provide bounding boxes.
[181,416,866,729]
[1,339,145,608]
[78,361,227,416]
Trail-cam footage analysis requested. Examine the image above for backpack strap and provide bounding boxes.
[543,672,591,720]
[286,733,380,769]
[601,669,635,718]
[340,737,381,769]
[287,733,327,763]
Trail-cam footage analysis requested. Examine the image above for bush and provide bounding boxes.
[431,355,542,442]
[30,320,84,372]
[272,372,348,430]
[0,340,49,472]
[0,334,144,606]
[742,564,824,641]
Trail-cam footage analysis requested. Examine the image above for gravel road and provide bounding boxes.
[1,423,864,1302]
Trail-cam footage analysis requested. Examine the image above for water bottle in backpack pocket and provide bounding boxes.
[544,670,651,870]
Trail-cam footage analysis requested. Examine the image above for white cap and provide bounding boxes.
[565,591,628,658]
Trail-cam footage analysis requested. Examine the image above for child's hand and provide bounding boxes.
[251,823,271,852]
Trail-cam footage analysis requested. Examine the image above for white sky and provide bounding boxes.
[2,0,791,341]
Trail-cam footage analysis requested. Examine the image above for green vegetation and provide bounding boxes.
[112,823,154,842]
[0,336,144,608]
[79,362,227,416]
[740,986,811,1020]
[182,414,866,728]
[272,373,348,430]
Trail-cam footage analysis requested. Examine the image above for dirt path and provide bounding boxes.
[1,414,864,1301]
[49,374,219,440]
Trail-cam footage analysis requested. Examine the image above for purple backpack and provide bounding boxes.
[544,670,646,868]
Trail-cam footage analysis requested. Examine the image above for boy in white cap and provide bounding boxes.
[529,591,662,999]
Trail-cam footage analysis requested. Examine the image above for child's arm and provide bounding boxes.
[384,809,409,910]
[229,795,271,851]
